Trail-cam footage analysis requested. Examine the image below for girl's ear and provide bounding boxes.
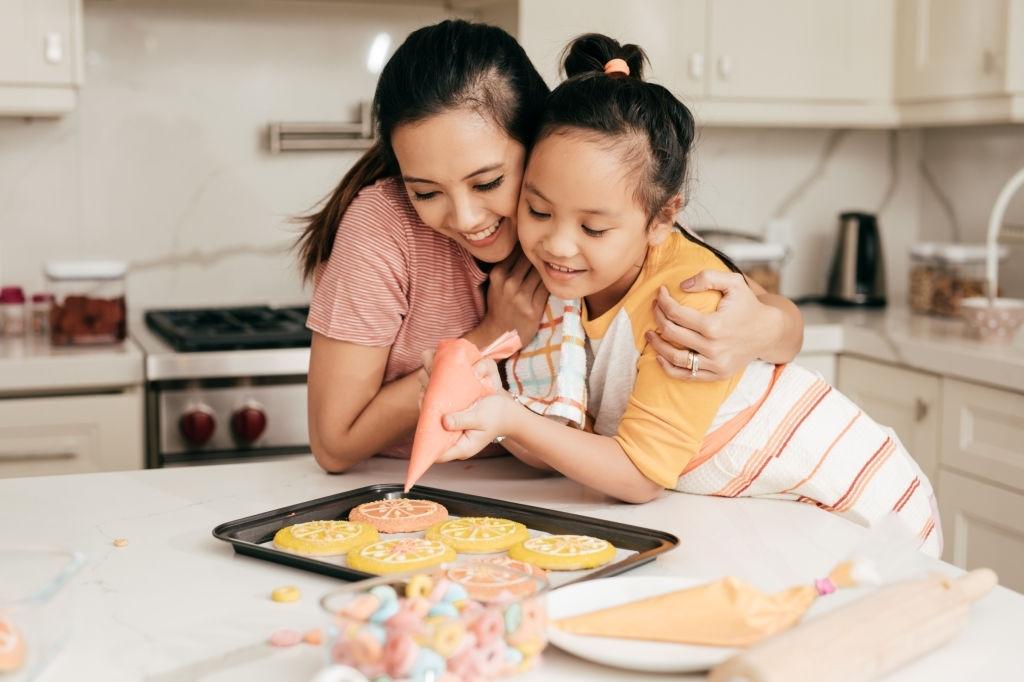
[647,194,683,246]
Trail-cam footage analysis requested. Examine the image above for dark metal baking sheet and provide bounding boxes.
[213,484,679,586]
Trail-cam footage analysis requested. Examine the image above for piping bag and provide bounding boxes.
[553,560,873,648]
[405,330,522,492]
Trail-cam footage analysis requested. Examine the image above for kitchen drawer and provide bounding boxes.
[941,378,1024,493]
[0,389,143,478]
[938,468,1024,594]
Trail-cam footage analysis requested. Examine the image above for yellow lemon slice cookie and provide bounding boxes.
[347,538,456,575]
[348,498,448,533]
[273,520,378,556]
[509,534,616,571]
[425,517,529,553]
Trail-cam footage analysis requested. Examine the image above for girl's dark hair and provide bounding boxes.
[544,34,741,274]
[297,20,550,281]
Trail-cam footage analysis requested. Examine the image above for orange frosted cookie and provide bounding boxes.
[425,517,529,553]
[446,556,548,602]
[273,520,378,556]
[347,538,456,575]
[509,534,615,571]
[348,498,448,533]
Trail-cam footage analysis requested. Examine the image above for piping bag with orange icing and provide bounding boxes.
[554,560,875,648]
[405,330,522,492]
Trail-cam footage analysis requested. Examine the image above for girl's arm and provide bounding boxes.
[441,394,662,504]
[648,270,803,380]
[307,333,424,473]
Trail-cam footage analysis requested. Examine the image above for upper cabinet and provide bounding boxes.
[896,0,1024,125]
[0,0,83,117]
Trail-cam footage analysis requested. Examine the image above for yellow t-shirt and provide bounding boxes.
[581,230,751,488]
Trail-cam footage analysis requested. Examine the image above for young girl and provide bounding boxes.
[296,20,806,474]
[439,34,942,556]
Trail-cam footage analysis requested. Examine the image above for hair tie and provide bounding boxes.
[603,58,630,77]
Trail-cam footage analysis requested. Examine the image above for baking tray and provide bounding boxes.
[213,484,679,587]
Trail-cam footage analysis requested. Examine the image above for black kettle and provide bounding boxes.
[823,211,886,307]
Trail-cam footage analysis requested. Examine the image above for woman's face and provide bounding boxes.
[517,130,668,316]
[391,108,525,263]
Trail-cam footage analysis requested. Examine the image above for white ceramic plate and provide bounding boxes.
[547,575,870,674]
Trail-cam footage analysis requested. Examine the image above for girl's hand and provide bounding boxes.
[480,249,548,346]
[648,270,785,381]
[437,358,512,461]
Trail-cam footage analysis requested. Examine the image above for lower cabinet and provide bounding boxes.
[0,389,143,477]
[937,468,1024,594]
[794,352,836,384]
[837,355,940,485]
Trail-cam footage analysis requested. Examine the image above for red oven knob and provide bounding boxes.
[231,402,267,444]
[179,405,216,446]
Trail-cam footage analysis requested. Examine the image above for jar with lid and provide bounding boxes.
[0,286,27,338]
[44,261,127,345]
[908,243,1009,316]
[30,292,54,338]
[717,242,788,295]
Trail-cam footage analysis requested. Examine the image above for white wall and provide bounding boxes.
[0,0,1020,311]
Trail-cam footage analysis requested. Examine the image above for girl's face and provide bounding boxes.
[517,130,671,317]
[391,108,525,263]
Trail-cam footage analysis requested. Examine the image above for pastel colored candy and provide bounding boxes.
[268,629,303,647]
[427,601,458,619]
[503,602,523,634]
[369,598,400,623]
[384,633,419,678]
[410,647,446,681]
[430,621,465,658]
[342,594,380,620]
[443,583,469,603]
[370,585,399,604]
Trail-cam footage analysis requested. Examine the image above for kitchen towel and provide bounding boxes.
[506,295,588,429]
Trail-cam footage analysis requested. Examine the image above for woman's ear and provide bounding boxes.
[647,194,683,246]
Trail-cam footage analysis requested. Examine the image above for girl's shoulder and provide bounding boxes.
[651,230,732,280]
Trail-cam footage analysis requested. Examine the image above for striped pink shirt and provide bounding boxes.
[308,176,488,385]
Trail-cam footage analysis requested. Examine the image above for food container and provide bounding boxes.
[28,294,53,339]
[44,261,127,346]
[717,242,787,295]
[961,297,1024,342]
[0,287,27,338]
[0,547,85,681]
[320,562,548,680]
[908,243,1009,316]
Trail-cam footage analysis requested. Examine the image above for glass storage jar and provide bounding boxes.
[0,286,27,338]
[908,243,1009,316]
[718,242,788,295]
[44,261,127,345]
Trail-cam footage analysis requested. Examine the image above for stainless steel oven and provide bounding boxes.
[133,306,312,467]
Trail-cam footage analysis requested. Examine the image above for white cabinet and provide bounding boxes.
[470,0,897,127]
[794,352,836,385]
[0,0,82,116]
[938,469,1024,594]
[0,389,143,478]
[837,356,940,484]
[940,378,1024,493]
[896,0,1024,125]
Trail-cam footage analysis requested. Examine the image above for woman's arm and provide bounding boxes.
[648,270,803,381]
[307,333,423,473]
[441,394,661,504]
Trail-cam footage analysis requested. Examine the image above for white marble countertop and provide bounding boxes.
[797,304,1024,392]
[3,456,1021,681]
[0,335,144,394]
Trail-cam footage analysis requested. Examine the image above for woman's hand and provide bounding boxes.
[476,249,548,347]
[648,270,794,381]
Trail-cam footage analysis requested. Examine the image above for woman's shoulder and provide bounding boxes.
[343,176,419,233]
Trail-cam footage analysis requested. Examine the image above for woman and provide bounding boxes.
[297,20,803,474]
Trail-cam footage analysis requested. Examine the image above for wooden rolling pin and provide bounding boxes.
[708,568,997,682]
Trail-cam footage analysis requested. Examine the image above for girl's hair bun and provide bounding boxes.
[561,33,647,80]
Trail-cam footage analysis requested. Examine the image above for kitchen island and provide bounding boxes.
[3,455,1022,681]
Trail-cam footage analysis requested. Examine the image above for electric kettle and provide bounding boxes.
[823,211,886,307]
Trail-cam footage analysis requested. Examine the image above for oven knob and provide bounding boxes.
[179,405,216,446]
[231,403,267,444]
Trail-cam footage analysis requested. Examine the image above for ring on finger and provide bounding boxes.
[684,350,695,371]
[690,353,701,377]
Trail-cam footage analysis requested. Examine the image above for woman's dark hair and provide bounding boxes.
[543,33,741,274]
[296,20,550,282]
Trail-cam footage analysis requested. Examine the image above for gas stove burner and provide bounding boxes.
[144,305,311,352]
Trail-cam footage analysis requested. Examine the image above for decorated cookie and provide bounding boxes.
[348,498,449,533]
[273,520,378,556]
[509,534,615,571]
[348,538,457,575]
[445,556,547,602]
[0,617,26,673]
[425,517,529,553]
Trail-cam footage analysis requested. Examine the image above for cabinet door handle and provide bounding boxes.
[44,32,64,65]
[688,52,705,80]
[915,398,929,422]
[982,50,1000,75]
[717,54,733,81]
[0,450,74,462]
